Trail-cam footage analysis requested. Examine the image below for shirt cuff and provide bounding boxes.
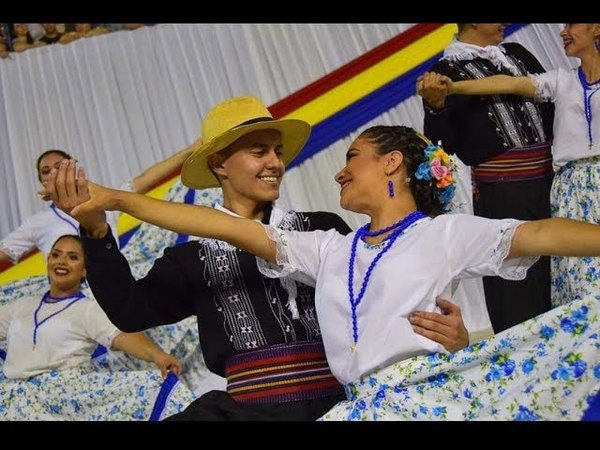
[424,105,447,116]
[79,225,120,259]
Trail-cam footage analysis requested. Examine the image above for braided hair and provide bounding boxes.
[358,125,448,217]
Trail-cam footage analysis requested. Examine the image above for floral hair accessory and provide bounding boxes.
[414,143,457,206]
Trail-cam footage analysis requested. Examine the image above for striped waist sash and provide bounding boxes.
[473,143,553,183]
[225,341,343,404]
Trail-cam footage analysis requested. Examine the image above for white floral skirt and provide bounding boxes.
[550,156,600,307]
[320,296,600,421]
[0,363,195,420]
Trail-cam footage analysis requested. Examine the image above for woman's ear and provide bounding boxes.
[593,24,600,49]
[384,151,404,175]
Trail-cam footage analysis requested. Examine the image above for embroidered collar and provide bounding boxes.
[442,36,519,75]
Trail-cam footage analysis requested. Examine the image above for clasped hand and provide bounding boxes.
[45,159,114,232]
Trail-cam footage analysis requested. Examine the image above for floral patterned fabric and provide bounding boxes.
[320,296,600,421]
[0,361,195,421]
[0,276,197,420]
[550,156,600,307]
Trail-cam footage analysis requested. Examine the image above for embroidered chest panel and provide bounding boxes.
[196,211,321,351]
[448,56,547,148]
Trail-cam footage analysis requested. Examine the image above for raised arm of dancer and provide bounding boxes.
[111,331,182,378]
[510,219,600,258]
[417,71,537,99]
[131,137,201,194]
[47,159,277,263]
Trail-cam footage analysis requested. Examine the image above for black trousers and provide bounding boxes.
[474,176,553,333]
[164,390,346,421]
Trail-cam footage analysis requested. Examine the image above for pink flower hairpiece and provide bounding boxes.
[414,144,456,205]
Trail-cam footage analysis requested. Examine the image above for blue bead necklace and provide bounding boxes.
[33,290,85,349]
[363,215,414,237]
[578,67,600,150]
[347,210,426,350]
[50,204,79,233]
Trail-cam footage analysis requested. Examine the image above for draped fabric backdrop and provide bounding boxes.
[0,23,573,236]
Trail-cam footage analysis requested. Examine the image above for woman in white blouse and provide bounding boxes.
[418,23,600,308]
[0,234,192,420]
[48,127,600,420]
[0,234,182,379]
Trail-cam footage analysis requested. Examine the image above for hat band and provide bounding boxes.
[233,116,274,129]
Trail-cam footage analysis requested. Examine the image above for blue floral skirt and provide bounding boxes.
[320,296,600,420]
[0,363,195,420]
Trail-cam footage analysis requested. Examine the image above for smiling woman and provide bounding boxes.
[0,143,196,267]
[0,234,192,420]
[45,234,87,295]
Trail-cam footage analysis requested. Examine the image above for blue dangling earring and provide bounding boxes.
[387,179,395,198]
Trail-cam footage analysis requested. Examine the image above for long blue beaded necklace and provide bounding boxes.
[347,210,426,351]
[578,67,600,150]
[32,290,85,349]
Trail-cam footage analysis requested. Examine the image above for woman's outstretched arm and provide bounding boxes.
[111,331,183,379]
[510,218,600,259]
[418,71,537,98]
[450,74,536,98]
[47,159,277,263]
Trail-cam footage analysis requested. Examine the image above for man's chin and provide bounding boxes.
[262,190,280,202]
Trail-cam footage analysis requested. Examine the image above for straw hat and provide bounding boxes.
[181,96,311,189]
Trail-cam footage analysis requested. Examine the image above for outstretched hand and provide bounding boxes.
[409,297,469,352]
[70,180,120,217]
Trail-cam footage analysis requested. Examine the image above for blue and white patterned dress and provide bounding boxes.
[0,292,195,421]
[532,68,600,307]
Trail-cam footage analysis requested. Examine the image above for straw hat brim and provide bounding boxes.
[181,119,311,190]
